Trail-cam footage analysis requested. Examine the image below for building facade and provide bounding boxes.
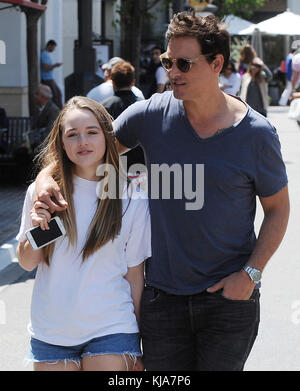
[0,0,121,116]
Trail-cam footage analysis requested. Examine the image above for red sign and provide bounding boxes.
[0,0,47,11]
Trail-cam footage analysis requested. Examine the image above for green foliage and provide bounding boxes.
[230,36,250,64]
[214,0,265,20]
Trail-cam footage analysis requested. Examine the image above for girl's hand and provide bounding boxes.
[30,200,52,230]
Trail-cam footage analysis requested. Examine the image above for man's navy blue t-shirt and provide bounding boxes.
[114,91,288,295]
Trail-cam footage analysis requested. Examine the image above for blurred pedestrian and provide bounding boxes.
[31,84,60,136]
[87,57,144,103]
[279,42,298,106]
[40,40,63,109]
[238,44,257,76]
[290,40,300,99]
[146,46,168,98]
[101,60,145,168]
[240,57,272,117]
[219,59,241,95]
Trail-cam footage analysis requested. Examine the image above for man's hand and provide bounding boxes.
[206,270,255,300]
[133,357,144,371]
[35,168,68,214]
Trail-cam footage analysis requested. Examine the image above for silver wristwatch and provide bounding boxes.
[242,266,262,284]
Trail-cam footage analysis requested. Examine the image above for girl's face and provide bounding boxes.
[62,108,106,181]
[224,64,233,78]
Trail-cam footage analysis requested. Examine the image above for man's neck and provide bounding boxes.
[183,92,247,139]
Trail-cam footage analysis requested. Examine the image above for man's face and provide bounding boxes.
[166,36,214,101]
[152,49,162,65]
[47,44,56,52]
[34,91,43,106]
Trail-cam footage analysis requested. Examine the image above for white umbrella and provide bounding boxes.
[251,28,263,59]
[222,14,256,35]
[239,10,300,35]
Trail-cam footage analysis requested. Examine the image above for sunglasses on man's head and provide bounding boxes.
[159,52,213,73]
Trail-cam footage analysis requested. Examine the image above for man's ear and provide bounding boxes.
[212,54,224,73]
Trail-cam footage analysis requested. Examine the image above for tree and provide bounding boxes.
[119,0,166,84]
[214,0,266,20]
[19,0,48,117]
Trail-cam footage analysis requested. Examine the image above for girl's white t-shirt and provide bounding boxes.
[17,175,151,346]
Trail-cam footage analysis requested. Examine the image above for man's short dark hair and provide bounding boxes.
[111,61,135,90]
[46,40,57,47]
[166,11,230,72]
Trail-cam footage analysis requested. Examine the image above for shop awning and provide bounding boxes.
[0,0,47,11]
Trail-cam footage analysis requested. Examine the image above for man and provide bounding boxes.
[15,84,59,158]
[101,60,145,168]
[41,40,63,109]
[34,12,289,371]
[86,57,144,103]
[144,46,169,98]
[31,84,60,139]
[290,40,300,98]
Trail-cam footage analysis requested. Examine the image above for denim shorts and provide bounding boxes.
[27,333,142,368]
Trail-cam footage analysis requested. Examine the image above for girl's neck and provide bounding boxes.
[73,166,99,181]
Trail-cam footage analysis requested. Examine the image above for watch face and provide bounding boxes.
[251,270,261,283]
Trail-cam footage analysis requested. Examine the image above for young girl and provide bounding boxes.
[16,96,151,371]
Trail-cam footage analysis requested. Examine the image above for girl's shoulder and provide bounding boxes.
[25,181,36,200]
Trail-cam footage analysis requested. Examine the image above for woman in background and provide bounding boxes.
[238,44,257,76]
[240,57,272,117]
[219,59,241,96]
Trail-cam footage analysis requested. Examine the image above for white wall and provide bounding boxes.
[0,7,27,87]
[288,0,300,14]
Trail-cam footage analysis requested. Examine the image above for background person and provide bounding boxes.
[238,44,257,76]
[40,40,63,109]
[219,58,241,95]
[279,44,295,106]
[239,56,272,117]
[86,57,144,103]
[146,46,168,98]
[290,40,300,99]
[101,60,145,169]
[31,84,60,137]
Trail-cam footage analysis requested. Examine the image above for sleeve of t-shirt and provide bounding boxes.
[41,50,51,66]
[16,182,36,242]
[254,126,288,197]
[113,100,146,149]
[124,195,151,268]
[292,54,300,72]
[155,66,168,85]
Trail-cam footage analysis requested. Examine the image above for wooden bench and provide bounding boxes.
[0,117,31,167]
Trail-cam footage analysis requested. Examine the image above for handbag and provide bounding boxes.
[288,98,300,120]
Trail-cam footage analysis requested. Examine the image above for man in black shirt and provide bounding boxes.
[101,61,145,168]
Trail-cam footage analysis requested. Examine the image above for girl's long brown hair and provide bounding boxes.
[36,96,127,265]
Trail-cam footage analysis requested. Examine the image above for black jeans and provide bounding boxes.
[140,286,260,371]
